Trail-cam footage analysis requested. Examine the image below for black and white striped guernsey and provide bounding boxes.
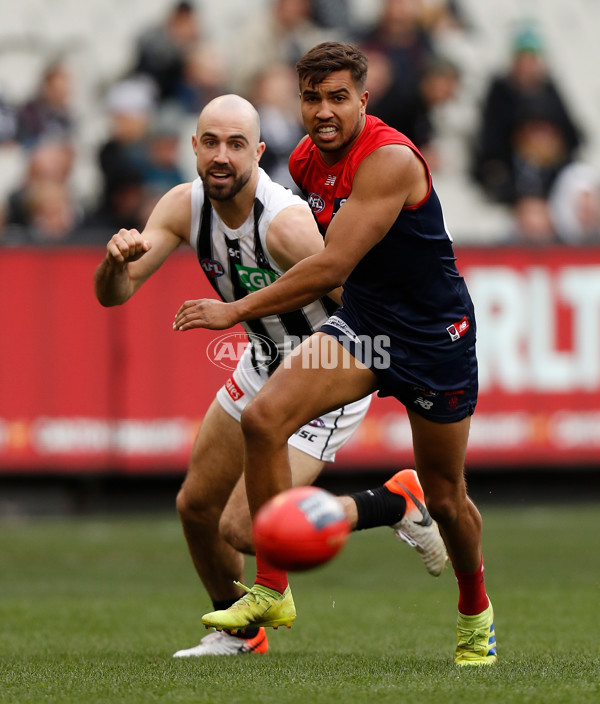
[189,168,338,374]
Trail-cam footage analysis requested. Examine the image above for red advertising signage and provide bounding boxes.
[1,246,599,473]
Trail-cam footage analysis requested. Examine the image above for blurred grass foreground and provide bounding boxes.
[0,504,598,704]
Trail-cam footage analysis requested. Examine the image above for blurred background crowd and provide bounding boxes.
[0,0,599,248]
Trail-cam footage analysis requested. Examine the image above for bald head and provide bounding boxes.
[197,94,261,146]
[193,94,265,203]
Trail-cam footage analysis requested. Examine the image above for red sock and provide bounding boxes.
[454,555,490,615]
[255,552,288,594]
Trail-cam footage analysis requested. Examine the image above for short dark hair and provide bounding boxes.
[296,41,368,92]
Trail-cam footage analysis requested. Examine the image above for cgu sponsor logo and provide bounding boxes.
[465,264,600,392]
[235,264,278,292]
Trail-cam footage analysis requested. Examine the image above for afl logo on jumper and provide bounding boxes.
[308,193,325,213]
[200,258,225,277]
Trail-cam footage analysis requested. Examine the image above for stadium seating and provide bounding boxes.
[0,0,598,242]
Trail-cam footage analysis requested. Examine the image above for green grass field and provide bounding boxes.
[0,503,598,704]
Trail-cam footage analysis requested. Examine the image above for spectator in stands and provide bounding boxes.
[83,77,156,238]
[357,0,461,170]
[249,63,304,191]
[470,22,583,205]
[421,0,469,34]
[358,0,437,115]
[16,60,75,148]
[0,92,17,144]
[418,1,478,84]
[2,138,82,244]
[131,0,201,103]
[10,180,81,245]
[309,0,352,34]
[549,162,600,244]
[172,44,230,115]
[508,195,558,246]
[79,165,147,244]
[143,107,186,195]
[227,0,333,95]
[366,49,460,170]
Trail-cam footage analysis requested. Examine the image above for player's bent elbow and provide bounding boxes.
[94,288,130,307]
[321,265,347,292]
[95,295,118,308]
[311,252,350,292]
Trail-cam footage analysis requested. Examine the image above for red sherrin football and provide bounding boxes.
[253,486,351,571]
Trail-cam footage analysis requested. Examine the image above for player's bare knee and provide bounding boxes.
[241,395,286,444]
[240,397,269,437]
[175,483,199,521]
[176,481,218,527]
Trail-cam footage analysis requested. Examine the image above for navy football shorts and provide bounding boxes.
[320,311,478,424]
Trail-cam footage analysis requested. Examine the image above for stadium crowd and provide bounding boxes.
[0,0,599,247]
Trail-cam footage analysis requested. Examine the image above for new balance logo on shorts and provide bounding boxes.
[414,397,434,410]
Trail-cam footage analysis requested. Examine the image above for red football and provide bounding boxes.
[253,486,351,571]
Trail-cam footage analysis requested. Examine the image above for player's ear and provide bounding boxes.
[256,141,266,162]
[360,90,369,116]
[191,134,198,154]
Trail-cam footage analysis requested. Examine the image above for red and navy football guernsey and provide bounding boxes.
[289,114,476,369]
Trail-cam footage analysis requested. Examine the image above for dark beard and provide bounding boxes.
[200,168,252,201]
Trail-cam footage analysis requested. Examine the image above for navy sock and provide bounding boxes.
[230,627,259,640]
[212,598,237,611]
[350,485,407,531]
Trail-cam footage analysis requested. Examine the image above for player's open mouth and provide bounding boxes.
[209,171,233,181]
[316,126,337,140]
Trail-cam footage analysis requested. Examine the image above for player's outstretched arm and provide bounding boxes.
[94,184,191,307]
[173,145,422,331]
[172,200,342,331]
[172,254,331,330]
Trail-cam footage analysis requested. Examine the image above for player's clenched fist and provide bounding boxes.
[106,228,152,264]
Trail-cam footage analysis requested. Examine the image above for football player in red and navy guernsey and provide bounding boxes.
[174,42,497,666]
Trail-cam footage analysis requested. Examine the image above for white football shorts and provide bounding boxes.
[216,344,371,462]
